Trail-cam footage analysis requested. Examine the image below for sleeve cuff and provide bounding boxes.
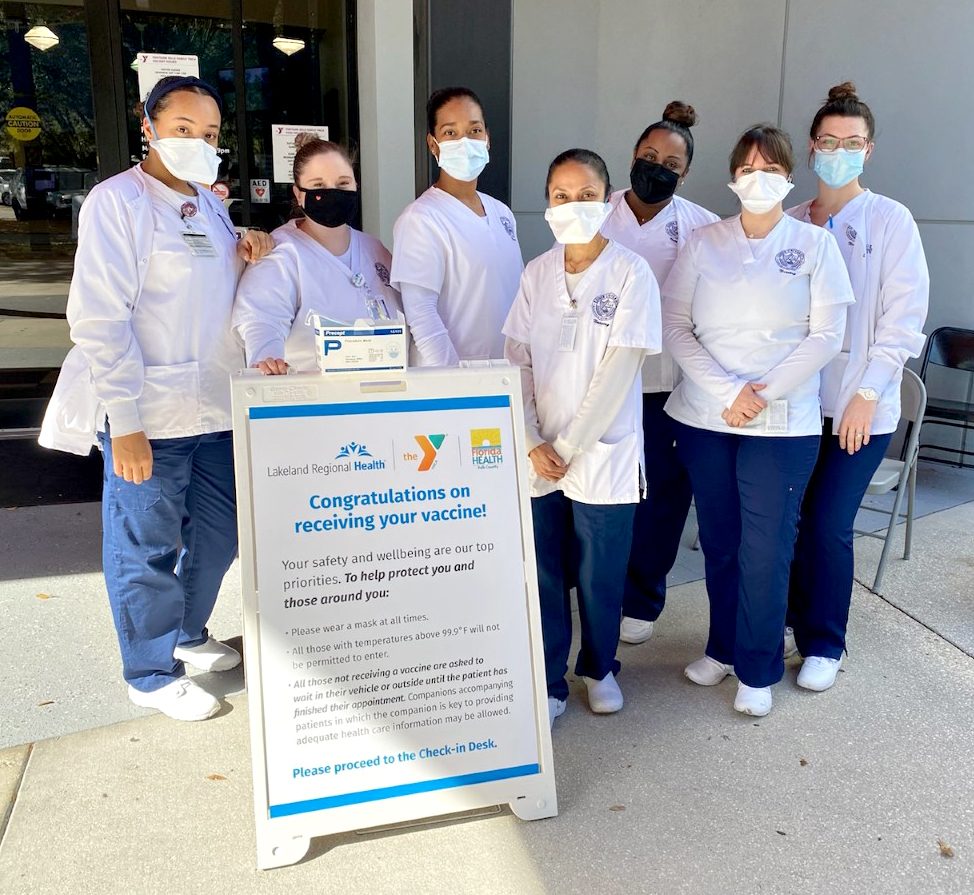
[860,357,900,395]
[720,377,748,410]
[524,425,545,455]
[247,338,287,367]
[106,399,143,437]
[552,435,578,464]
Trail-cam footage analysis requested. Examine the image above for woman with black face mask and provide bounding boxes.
[601,101,719,648]
[233,133,405,373]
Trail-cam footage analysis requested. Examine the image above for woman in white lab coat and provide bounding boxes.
[233,133,404,373]
[601,100,720,647]
[503,149,660,728]
[392,87,523,365]
[663,124,854,716]
[786,83,929,691]
[39,76,272,721]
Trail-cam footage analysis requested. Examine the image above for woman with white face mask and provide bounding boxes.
[391,87,523,366]
[785,83,929,692]
[232,134,405,373]
[39,76,273,722]
[601,100,719,648]
[662,124,854,717]
[503,149,661,728]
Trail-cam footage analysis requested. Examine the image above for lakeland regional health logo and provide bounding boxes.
[329,442,385,472]
[470,428,503,469]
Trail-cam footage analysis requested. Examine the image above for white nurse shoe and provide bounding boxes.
[619,616,655,644]
[797,655,843,691]
[734,682,772,717]
[684,655,734,686]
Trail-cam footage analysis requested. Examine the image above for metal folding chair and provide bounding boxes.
[854,368,927,590]
[917,326,974,469]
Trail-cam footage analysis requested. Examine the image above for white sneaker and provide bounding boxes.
[582,671,624,713]
[128,676,220,721]
[547,697,567,728]
[797,655,843,691]
[734,682,772,717]
[783,626,799,660]
[684,655,734,686]
[619,617,655,644]
[174,636,241,672]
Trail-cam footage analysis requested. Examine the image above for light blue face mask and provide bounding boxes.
[813,148,867,189]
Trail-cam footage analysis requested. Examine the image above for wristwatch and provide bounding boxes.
[856,387,879,401]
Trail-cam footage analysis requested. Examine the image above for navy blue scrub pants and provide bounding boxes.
[531,491,635,701]
[788,422,893,660]
[98,430,238,693]
[674,422,820,688]
[623,392,694,622]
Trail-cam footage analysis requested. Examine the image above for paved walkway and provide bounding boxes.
[1,499,973,893]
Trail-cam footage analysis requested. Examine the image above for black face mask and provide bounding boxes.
[629,158,680,205]
[298,187,359,228]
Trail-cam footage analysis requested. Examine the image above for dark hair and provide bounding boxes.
[137,75,221,121]
[545,148,611,200]
[426,86,485,136]
[809,81,876,142]
[292,132,356,183]
[729,124,795,176]
[633,100,698,167]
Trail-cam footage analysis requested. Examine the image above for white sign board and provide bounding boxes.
[250,178,271,204]
[137,53,200,102]
[272,123,330,183]
[232,368,556,869]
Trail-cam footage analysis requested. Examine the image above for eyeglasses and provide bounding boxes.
[814,134,869,153]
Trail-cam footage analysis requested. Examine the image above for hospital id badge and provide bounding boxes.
[558,314,578,352]
[764,399,789,434]
[181,231,218,257]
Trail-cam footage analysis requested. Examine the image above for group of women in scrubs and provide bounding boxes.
[42,76,927,727]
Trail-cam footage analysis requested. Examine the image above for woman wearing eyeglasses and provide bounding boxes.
[785,83,929,691]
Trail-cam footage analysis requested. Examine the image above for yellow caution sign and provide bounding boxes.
[5,107,41,142]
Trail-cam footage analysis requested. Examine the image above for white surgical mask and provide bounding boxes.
[727,170,794,214]
[544,200,611,244]
[148,119,221,185]
[434,137,489,182]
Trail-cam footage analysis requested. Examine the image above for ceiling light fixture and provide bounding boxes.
[24,25,59,51]
[272,35,305,56]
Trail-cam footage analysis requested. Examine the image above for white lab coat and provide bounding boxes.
[39,164,244,455]
[787,191,929,434]
[391,186,523,365]
[503,241,661,503]
[663,214,854,436]
[602,190,719,392]
[232,220,404,371]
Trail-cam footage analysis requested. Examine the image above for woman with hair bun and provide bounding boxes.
[503,148,660,728]
[785,83,929,691]
[663,124,854,716]
[232,133,404,373]
[601,101,719,647]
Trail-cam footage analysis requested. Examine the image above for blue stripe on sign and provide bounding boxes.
[250,394,511,420]
[268,763,540,818]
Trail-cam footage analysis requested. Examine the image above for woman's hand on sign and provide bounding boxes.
[112,431,153,484]
[253,357,289,375]
[237,229,274,264]
[529,442,568,481]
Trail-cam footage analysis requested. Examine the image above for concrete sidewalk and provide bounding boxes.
[1,504,973,894]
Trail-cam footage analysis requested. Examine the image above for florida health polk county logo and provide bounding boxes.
[775,248,805,275]
[470,428,503,469]
[409,434,445,471]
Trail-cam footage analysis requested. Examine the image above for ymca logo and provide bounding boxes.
[413,434,446,471]
[336,442,372,459]
[470,428,503,469]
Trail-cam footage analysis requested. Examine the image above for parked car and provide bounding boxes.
[0,169,16,205]
[11,166,97,220]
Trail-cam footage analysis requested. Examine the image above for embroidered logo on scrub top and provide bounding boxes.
[665,220,679,244]
[374,262,391,285]
[774,249,806,276]
[845,224,857,247]
[499,216,517,241]
[592,292,620,326]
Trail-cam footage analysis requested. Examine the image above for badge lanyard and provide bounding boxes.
[343,232,390,321]
[559,294,578,352]
[176,199,236,257]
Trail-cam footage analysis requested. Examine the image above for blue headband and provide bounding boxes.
[144,76,222,120]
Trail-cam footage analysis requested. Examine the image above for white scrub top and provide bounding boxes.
[232,220,404,372]
[42,163,245,449]
[391,186,523,365]
[787,191,929,434]
[503,240,661,503]
[602,191,719,393]
[663,214,854,437]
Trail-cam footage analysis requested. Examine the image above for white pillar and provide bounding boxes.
[356,0,416,248]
